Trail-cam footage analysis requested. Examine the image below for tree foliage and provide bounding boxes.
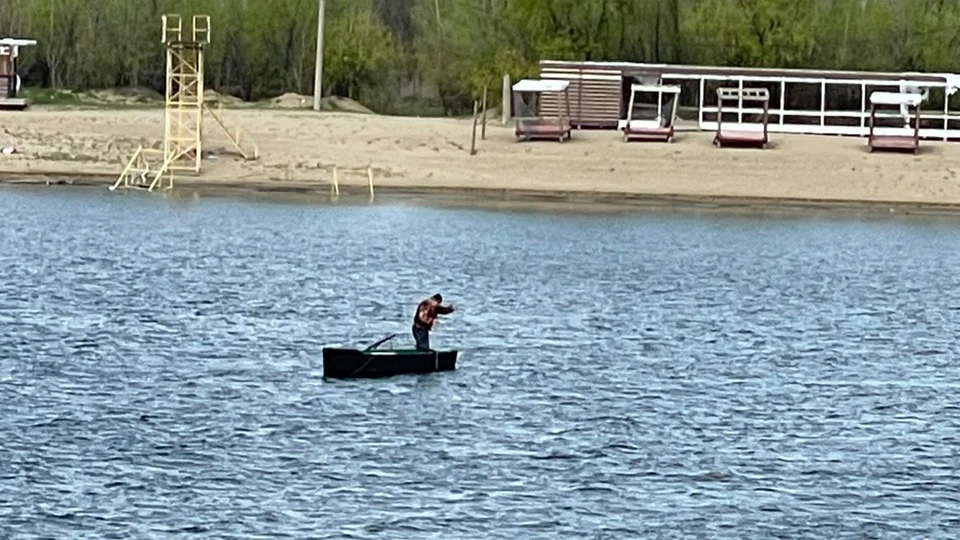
[1,0,960,114]
[324,5,402,100]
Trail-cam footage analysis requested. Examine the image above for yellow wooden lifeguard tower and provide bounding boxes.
[113,15,257,193]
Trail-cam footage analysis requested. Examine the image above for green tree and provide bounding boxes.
[682,0,820,68]
[324,4,402,101]
[5,0,960,115]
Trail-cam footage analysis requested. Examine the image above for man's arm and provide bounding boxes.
[436,303,456,315]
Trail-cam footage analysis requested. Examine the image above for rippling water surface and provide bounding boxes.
[2,188,960,539]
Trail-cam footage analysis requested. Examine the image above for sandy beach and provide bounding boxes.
[3,106,960,215]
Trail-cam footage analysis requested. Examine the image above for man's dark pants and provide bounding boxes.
[412,325,430,351]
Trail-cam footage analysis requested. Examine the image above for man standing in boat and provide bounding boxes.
[413,293,456,351]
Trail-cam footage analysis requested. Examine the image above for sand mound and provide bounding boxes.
[85,88,163,105]
[268,92,312,109]
[320,96,374,114]
[204,89,244,106]
[264,93,375,114]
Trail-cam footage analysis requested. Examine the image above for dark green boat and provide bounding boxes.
[322,334,459,379]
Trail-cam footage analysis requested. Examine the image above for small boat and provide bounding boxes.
[322,334,458,379]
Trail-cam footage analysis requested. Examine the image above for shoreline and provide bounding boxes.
[3,107,960,221]
[7,171,960,221]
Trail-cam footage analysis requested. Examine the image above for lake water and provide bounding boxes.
[2,187,960,539]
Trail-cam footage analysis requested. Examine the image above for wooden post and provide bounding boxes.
[502,74,511,125]
[332,165,340,198]
[481,86,488,140]
[367,166,374,202]
[470,100,479,155]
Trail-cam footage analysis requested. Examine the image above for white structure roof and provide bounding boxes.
[0,38,37,47]
[512,79,569,93]
[870,91,923,107]
[631,84,681,94]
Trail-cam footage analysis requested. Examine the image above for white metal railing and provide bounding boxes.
[668,73,960,140]
[698,108,960,137]
[701,107,960,119]
[697,123,950,138]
